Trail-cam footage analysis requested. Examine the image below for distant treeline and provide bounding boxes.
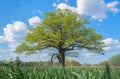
[0,57,81,66]
[1,53,120,67]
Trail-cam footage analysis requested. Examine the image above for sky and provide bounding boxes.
[0,0,120,64]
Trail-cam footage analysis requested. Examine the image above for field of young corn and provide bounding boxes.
[0,65,120,79]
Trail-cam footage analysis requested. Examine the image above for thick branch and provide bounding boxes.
[64,42,86,51]
[50,54,58,62]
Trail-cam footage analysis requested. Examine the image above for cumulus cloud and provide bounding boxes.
[76,0,107,20]
[28,16,41,26]
[0,20,52,61]
[0,21,27,51]
[56,0,119,21]
[57,3,77,12]
[80,38,120,58]
[103,38,120,52]
[3,21,27,42]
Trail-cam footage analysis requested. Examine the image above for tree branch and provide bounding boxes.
[64,42,86,51]
[50,54,58,62]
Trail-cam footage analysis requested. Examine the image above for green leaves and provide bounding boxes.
[16,9,104,62]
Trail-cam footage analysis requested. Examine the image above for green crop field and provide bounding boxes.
[0,66,120,79]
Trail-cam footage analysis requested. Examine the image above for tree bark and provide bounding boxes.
[59,49,65,67]
[58,41,65,67]
[61,52,65,67]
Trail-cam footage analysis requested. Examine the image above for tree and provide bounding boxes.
[99,61,108,66]
[108,54,120,66]
[65,58,81,66]
[69,59,81,66]
[15,9,104,67]
[14,56,21,66]
[37,60,43,66]
[99,54,120,66]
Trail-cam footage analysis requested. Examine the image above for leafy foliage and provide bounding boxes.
[108,54,120,66]
[16,9,104,66]
[5,59,23,79]
[99,54,120,66]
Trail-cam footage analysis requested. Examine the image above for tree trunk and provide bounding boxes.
[60,52,65,67]
[59,49,65,67]
[58,42,65,67]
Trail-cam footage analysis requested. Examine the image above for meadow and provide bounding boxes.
[0,66,120,79]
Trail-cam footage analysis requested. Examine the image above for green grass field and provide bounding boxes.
[0,66,120,79]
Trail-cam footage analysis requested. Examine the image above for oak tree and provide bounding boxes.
[16,9,104,66]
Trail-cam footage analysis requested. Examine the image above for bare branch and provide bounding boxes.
[50,54,58,62]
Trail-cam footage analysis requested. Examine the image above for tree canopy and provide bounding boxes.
[108,54,120,66]
[16,9,104,66]
[99,54,120,66]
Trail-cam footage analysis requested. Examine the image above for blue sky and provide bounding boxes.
[0,0,120,64]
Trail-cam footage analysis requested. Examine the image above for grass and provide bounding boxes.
[0,62,120,79]
[0,65,120,79]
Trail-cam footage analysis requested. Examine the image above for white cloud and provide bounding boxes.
[107,1,119,13]
[8,42,21,51]
[0,20,52,61]
[0,49,50,62]
[0,21,28,61]
[76,0,107,20]
[79,49,97,58]
[3,21,27,42]
[56,0,119,21]
[0,36,5,43]
[19,53,50,62]
[37,10,42,14]
[0,20,51,61]
[57,3,76,12]
[28,16,41,26]
[16,50,51,62]
[0,49,6,53]
[53,2,57,7]
[103,38,120,52]
[0,21,27,51]
[80,38,120,58]
[83,53,96,58]
[103,38,120,46]
[40,53,48,57]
